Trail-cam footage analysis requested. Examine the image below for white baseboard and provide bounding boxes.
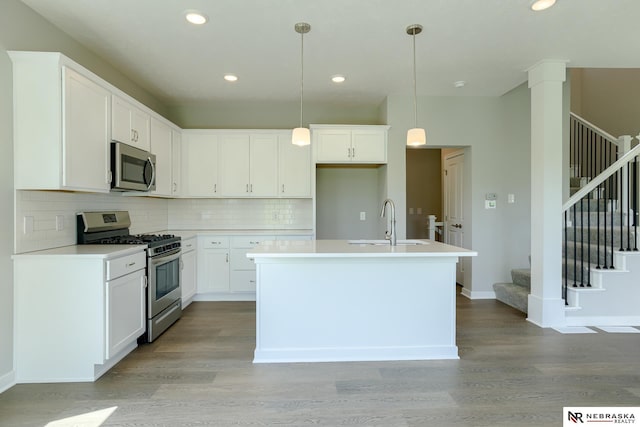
[460,288,496,300]
[0,369,16,394]
[194,293,256,302]
[565,315,640,327]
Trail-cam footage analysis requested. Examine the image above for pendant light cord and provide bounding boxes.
[299,31,304,128]
[412,29,418,128]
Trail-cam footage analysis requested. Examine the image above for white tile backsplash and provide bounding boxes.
[167,198,313,230]
[15,191,313,253]
[15,190,169,253]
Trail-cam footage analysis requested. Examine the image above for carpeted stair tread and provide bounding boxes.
[493,282,528,314]
[510,268,531,289]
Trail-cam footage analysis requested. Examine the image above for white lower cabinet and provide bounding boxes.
[181,236,197,307]
[13,248,146,382]
[230,236,275,293]
[196,237,230,295]
[106,267,146,359]
[194,233,311,300]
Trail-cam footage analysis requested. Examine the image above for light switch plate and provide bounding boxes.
[360,212,366,221]
[485,200,497,209]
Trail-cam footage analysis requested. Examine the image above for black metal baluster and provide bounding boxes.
[580,199,585,287]
[626,161,632,251]
[620,167,625,252]
[564,210,568,304]
[602,140,608,269]
[633,156,640,251]
[610,171,615,268]
[573,203,578,287]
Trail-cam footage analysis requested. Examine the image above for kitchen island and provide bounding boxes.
[247,239,477,363]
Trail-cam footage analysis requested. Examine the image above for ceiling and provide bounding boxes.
[19,0,640,109]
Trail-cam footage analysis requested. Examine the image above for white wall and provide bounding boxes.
[570,68,640,137]
[315,167,383,239]
[385,84,532,297]
[167,101,384,130]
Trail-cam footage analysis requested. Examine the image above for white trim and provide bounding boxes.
[254,345,459,363]
[565,316,640,327]
[0,370,16,394]
[193,293,256,302]
[460,288,496,300]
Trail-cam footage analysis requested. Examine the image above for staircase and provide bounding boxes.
[493,268,530,314]
[494,113,640,322]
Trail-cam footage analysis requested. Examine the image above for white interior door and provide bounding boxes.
[444,151,465,285]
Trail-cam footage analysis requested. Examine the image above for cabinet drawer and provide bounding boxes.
[231,270,256,292]
[200,237,230,249]
[231,248,256,271]
[182,237,197,253]
[231,236,275,248]
[106,251,146,281]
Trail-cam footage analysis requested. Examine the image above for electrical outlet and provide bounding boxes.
[23,216,34,234]
[56,215,64,231]
[409,207,414,215]
[417,207,422,215]
[359,212,366,221]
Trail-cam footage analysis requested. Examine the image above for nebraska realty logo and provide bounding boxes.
[564,407,639,425]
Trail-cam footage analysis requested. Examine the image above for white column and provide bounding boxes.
[527,60,567,327]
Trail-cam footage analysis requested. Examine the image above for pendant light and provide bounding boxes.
[406,24,426,147]
[292,22,311,146]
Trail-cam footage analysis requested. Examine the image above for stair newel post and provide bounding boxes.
[428,215,436,241]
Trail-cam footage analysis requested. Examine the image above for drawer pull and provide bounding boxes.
[126,262,136,267]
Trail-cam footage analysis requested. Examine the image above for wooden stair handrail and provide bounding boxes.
[563,142,640,212]
[570,112,620,147]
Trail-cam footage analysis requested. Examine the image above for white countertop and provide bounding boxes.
[167,229,314,240]
[12,244,146,259]
[247,239,477,259]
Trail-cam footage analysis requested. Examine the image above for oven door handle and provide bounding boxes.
[149,249,181,267]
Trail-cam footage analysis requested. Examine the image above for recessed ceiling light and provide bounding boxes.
[185,10,208,25]
[331,75,346,83]
[530,0,556,11]
[454,80,466,88]
[224,74,238,82]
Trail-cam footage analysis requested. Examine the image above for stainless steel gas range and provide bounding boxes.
[77,211,182,342]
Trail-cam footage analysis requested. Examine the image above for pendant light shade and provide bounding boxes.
[407,128,426,147]
[406,24,426,147]
[292,22,311,146]
[292,127,310,147]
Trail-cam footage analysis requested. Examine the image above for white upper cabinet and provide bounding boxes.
[10,52,111,192]
[112,94,150,151]
[219,133,278,197]
[313,125,389,164]
[182,132,220,197]
[171,130,182,197]
[149,117,173,197]
[278,133,311,197]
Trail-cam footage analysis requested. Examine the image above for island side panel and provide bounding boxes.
[254,256,459,363]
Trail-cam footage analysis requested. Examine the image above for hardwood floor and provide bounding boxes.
[2,288,640,426]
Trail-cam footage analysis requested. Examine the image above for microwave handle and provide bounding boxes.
[146,156,156,191]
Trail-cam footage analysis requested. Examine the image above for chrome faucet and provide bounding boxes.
[380,198,397,246]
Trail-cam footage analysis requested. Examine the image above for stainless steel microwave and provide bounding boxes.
[110,142,156,192]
